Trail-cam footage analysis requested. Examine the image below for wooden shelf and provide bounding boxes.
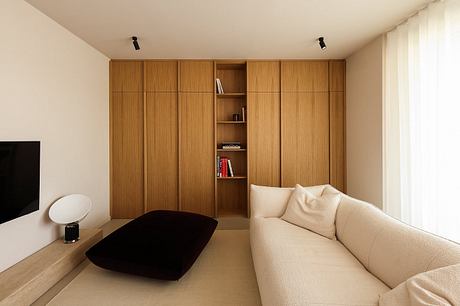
[217,176,247,180]
[217,93,246,98]
[218,208,247,217]
[217,149,247,152]
[216,62,246,70]
[217,121,246,124]
[0,229,102,306]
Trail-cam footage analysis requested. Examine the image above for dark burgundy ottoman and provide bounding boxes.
[86,210,218,280]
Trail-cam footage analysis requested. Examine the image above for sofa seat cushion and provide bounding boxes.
[86,210,218,280]
[250,217,390,306]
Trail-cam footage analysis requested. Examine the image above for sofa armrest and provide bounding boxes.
[250,184,293,218]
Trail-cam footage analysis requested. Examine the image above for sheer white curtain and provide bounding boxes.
[384,0,460,242]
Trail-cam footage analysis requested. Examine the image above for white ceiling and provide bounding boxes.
[26,0,431,59]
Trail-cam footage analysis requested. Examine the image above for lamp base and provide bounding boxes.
[64,222,79,244]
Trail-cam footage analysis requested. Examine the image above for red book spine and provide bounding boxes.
[220,158,224,177]
[222,157,228,177]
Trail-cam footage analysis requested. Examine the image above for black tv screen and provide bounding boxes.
[0,141,40,224]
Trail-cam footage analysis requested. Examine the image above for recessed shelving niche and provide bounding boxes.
[215,61,248,217]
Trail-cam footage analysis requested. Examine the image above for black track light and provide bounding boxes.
[318,37,326,50]
[132,36,140,50]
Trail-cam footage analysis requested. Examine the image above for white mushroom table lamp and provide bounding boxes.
[49,194,92,244]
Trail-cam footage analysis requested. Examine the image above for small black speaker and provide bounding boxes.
[64,222,79,243]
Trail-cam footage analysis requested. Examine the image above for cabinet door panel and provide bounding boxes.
[179,93,215,216]
[281,92,329,187]
[281,61,328,92]
[329,60,345,92]
[179,61,213,92]
[145,61,177,92]
[247,61,280,92]
[146,93,178,211]
[330,92,345,191]
[111,92,144,218]
[248,93,280,187]
[111,61,143,92]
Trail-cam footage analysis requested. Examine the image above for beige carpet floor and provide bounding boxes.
[47,230,261,306]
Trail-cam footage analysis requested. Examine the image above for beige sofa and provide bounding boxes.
[250,184,460,306]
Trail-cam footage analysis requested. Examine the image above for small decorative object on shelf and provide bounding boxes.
[49,194,92,244]
[241,106,246,122]
[232,113,240,121]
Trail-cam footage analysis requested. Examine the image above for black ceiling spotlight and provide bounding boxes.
[132,36,140,50]
[318,37,327,50]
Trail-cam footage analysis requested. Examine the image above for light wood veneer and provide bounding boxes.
[0,229,102,306]
[281,92,330,187]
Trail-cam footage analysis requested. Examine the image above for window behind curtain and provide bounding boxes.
[384,0,460,242]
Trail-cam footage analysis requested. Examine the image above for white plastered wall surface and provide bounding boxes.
[0,0,110,272]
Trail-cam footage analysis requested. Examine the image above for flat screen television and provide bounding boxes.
[0,141,40,224]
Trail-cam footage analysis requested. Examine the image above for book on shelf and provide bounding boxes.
[241,106,246,122]
[221,141,241,150]
[216,78,224,94]
[216,155,221,177]
[227,160,234,177]
[216,155,234,178]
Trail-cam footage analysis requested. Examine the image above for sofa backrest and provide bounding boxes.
[336,194,460,288]
[250,184,329,218]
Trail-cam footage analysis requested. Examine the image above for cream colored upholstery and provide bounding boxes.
[379,264,460,306]
[336,193,460,289]
[250,217,390,306]
[250,184,460,306]
[250,184,329,218]
[281,184,341,239]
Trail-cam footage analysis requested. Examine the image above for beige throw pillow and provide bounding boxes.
[379,263,460,306]
[281,184,341,239]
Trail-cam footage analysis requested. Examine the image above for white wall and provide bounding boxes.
[0,0,109,272]
[346,36,384,208]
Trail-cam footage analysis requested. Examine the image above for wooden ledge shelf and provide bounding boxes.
[217,93,246,98]
[217,176,247,180]
[218,208,247,217]
[217,149,247,152]
[0,228,102,306]
[217,121,246,124]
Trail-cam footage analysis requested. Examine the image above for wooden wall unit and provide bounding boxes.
[110,59,346,219]
[110,61,144,218]
[248,61,281,188]
[329,60,346,191]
